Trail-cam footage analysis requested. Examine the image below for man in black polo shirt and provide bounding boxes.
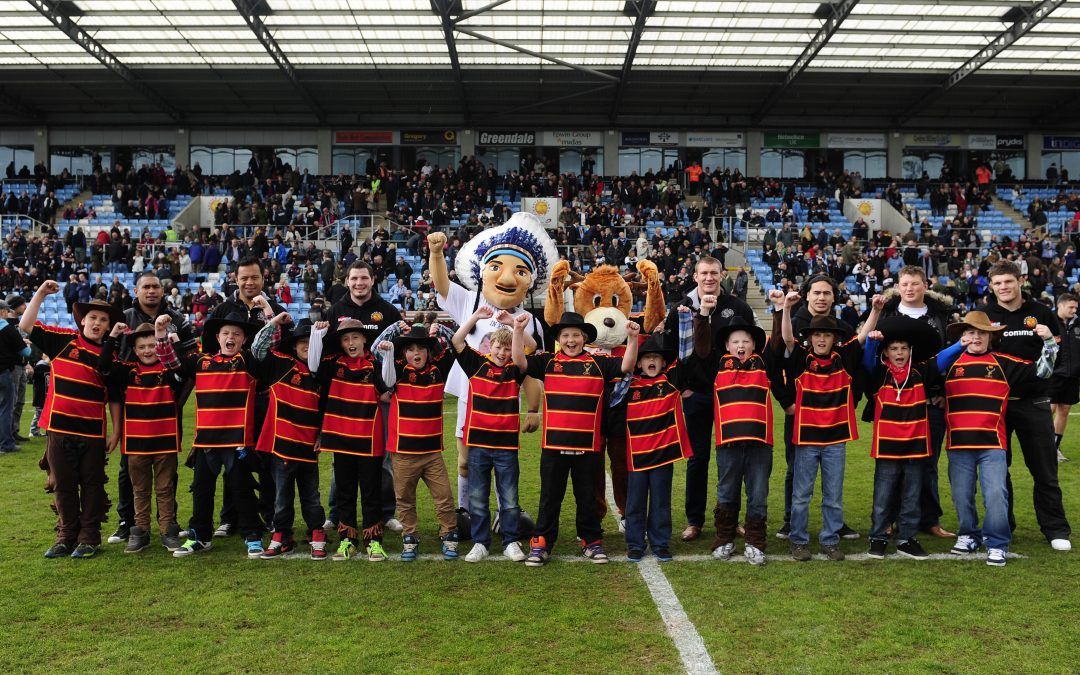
[326,260,402,530]
[984,260,1072,551]
[663,256,755,542]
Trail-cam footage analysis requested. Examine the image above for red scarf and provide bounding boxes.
[884,358,911,388]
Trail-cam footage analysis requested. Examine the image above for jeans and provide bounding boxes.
[11,363,26,435]
[789,443,846,546]
[0,368,16,452]
[870,459,923,543]
[715,445,772,521]
[188,448,261,543]
[682,393,715,527]
[271,457,325,537]
[467,446,520,547]
[533,451,603,550]
[1004,397,1071,541]
[624,463,674,552]
[782,413,795,525]
[948,449,1010,551]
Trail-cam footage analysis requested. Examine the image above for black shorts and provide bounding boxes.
[1049,375,1080,405]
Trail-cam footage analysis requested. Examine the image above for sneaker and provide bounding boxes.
[868,539,888,560]
[986,547,1007,567]
[213,523,234,538]
[30,429,46,437]
[503,541,526,562]
[821,544,845,561]
[260,532,287,559]
[107,524,130,544]
[776,523,791,540]
[367,540,388,562]
[384,518,404,533]
[618,517,626,534]
[1058,449,1069,463]
[581,542,609,564]
[951,534,979,555]
[331,539,356,562]
[442,532,460,560]
[1050,538,1072,552]
[161,524,183,552]
[525,536,549,567]
[711,542,735,560]
[70,543,99,559]
[790,543,812,561]
[124,526,150,554]
[245,539,265,558]
[838,524,860,540]
[322,518,335,531]
[44,541,74,559]
[896,539,929,560]
[744,544,766,566]
[627,548,644,563]
[172,539,211,557]
[310,529,328,560]
[465,543,489,563]
[654,548,673,562]
[401,534,419,562]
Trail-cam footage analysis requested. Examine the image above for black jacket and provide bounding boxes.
[664,287,756,394]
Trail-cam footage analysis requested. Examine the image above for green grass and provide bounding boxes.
[1,397,1078,673]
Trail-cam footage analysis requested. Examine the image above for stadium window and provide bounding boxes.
[131,147,176,173]
[618,147,679,176]
[701,148,746,174]
[0,146,34,176]
[842,151,886,179]
[475,147,520,174]
[274,147,318,174]
[190,147,254,175]
[414,146,460,171]
[902,152,946,180]
[50,147,110,177]
[760,149,806,178]
[1043,152,1080,181]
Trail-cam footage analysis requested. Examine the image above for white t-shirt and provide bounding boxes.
[896,303,929,319]
[437,282,545,399]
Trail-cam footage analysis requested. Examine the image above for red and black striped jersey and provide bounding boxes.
[526,351,625,453]
[624,369,691,471]
[388,361,446,454]
[170,349,260,449]
[944,351,1036,451]
[870,364,931,460]
[788,340,861,446]
[256,350,321,463]
[317,353,386,457]
[455,345,527,451]
[31,323,108,439]
[712,354,774,448]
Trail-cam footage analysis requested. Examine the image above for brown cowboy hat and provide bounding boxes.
[126,322,156,340]
[947,311,1005,342]
[73,299,122,327]
[797,314,853,341]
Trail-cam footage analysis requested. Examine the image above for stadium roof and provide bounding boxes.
[1,0,1079,128]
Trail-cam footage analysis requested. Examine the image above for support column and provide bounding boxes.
[317,128,332,175]
[887,131,903,179]
[33,127,48,168]
[174,127,189,170]
[460,129,475,158]
[1026,132,1042,181]
[745,130,762,176]
[603,129,619,176]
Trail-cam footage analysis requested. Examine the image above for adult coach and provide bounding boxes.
[107,271,200,545]
[326,260,402,528]
[1049,292,1079,463]
[877,265,955,538]
[768,273,859,540]
[665,255,755,542]
[984,260,1071,551]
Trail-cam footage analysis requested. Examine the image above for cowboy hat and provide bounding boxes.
[201,311,259,353]
[281,319,313,352]
[637,332,675,363]
[126,322,157,341]
[549,311,598,344]
[797,314,853,341]
[715,317,768,355]
[326,318,380,347]
[73,299,122,327]
[392,324,439,355]
[875,316,942,359]
[946,311,1004,342]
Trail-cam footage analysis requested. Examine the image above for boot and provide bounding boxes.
[743,517,768,552]
[711,504,739,550]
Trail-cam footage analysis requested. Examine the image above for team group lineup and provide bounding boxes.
[25,213,1073,566]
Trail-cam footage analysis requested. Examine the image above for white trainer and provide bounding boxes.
[503,541,527,562]
[384,518,404,533]
[744,544,766,566]
[986,548,1007,567]
[464,543,489,563]
[711,542,735,560]
[1050,538,1072,552]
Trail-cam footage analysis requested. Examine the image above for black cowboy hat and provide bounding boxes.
[282,319,313,351]
[715,317,768,355]
[797,314,853,341]
[637,332,675,363]
[392,324,439,354]
[549,311,598,344]
[73,299,122,327]
[875,316,942,359]
[201,311,259,353]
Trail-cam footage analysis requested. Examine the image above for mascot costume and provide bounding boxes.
[544,259,665,525]
[427,212,556,518]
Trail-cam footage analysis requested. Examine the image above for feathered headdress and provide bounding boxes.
[455,212,558,294]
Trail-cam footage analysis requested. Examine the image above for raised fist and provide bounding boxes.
[700,294,717,315]
[38,280,60,296]
[427,232,447,250]
[110,322,128,338]
[154,314,173,330]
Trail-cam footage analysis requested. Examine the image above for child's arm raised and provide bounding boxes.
[99,322,128,376]
[20,280,58,335]
[511,312,530,372]
[496,309,536,352]
[251,312,290,362]
[781,291,799,352]
[378,341,397,388]
[454,306,492,352]
[307,321,329,373]
[621,321,641,373]
[857,294,886,345]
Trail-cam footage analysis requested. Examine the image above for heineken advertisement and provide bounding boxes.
[764,132,821,149]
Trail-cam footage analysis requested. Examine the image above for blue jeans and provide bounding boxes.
[790,443,846,546]
[625,463,674,552]
[948,450,1010,551]
[870,459,923,542]
[0,368,15,452]
[467,446,520,547]
[271,457,325,537]
[715,445,772,520]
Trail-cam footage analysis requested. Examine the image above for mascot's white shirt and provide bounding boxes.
[438,282,545,399]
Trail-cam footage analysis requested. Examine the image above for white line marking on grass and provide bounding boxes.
[269,551,1023,563]
[603,473,718,675]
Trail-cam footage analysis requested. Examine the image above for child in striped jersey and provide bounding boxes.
[452,306,531,563]
[377,321,459,561]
